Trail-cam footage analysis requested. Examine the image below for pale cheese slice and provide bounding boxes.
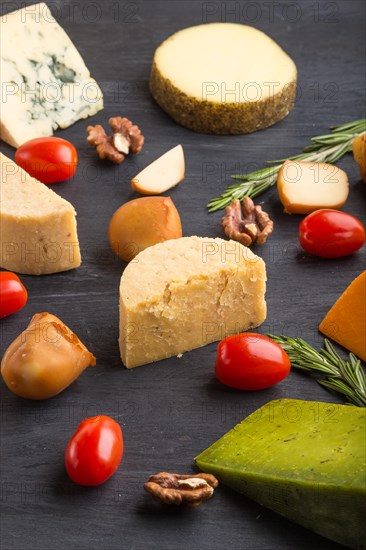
[131,145,185,195]
[119,236,267,368]
[277,160,349,214]
[0,3,103,147]
[150,23,297,134]
[0,153,81,274]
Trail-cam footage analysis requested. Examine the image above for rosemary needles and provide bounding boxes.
[208,118,366,212]
[269,335,366,407]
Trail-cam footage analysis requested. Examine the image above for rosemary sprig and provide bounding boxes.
[268,335,366,407]
[208,118,366,212]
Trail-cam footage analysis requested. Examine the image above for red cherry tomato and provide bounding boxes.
[299,209,366,258]
[215,333,291,391]
[65,416,123,486]
[0,272,28,319]
[15,137,78,184]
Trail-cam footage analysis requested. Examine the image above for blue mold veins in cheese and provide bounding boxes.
[0,2,103,147]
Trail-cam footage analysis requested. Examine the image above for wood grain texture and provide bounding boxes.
[1,1,365,549]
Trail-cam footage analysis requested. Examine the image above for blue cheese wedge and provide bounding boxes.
[119,236,267,368]
[0,2,103,147]
[0,153,81,274]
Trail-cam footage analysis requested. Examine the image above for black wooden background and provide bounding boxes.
[1,1,365,549]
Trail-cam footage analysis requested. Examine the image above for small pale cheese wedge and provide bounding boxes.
[277,160,349,214]
[131,145,185,195]
[0,153,81,275]
[0,3,103,147]
[119,236,267,368]
[319,271,366,361]
[150,23,297,134]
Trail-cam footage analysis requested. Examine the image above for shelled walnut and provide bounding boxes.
[144,472,218,507]
[222,197,274,246]
[86,117,144,164]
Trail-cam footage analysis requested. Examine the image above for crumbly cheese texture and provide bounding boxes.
[319,271,366,361]
[0,2,103,147]
[0,153,81,274]
[119,236,267,368]
[150,23,297,134]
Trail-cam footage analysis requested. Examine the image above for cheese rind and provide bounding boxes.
[195,399,366,549]
[150,23,297,134]
[119,236,266,368]
[0,3,103,147]
[0,153,81,274]
[319,271,366,361]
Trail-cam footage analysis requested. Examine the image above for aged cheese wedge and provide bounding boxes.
[319,271,366,361]
[150,23,297,134]
[195,399,366,549]
[131,145,185,195]
[277,160,349,214]
[0,153,81,274]
[119,236,266,368]
[0,2,103,147]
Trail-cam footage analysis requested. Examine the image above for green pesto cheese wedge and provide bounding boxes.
[195,399,366,550]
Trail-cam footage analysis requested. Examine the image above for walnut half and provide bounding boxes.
[86,117,144,164]
[221,197,274,246]
[144,472,218,507]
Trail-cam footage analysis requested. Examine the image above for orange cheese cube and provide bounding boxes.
[319,271,366,361]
